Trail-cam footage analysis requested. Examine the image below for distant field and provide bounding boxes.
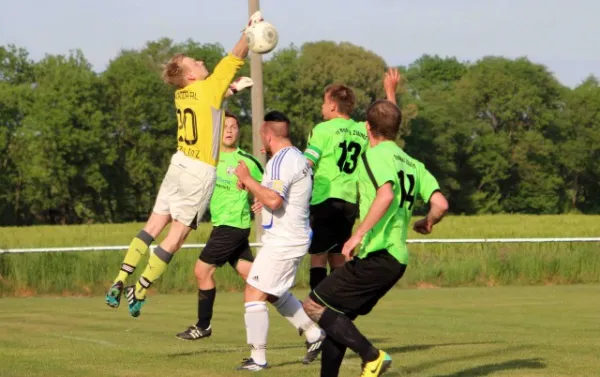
[1,215,599,296]
[0,285,599,377]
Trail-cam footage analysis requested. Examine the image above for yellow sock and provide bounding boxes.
[114,230,154,284]
[135,246,173,299]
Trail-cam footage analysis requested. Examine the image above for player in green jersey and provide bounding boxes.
[176,111,263,341]
[304,69,402,291]
[304,84,362,290]
[302,99,449,377]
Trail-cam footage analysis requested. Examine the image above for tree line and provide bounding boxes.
[0,38,599,226]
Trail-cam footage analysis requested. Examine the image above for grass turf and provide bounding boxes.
[0,285,599,377]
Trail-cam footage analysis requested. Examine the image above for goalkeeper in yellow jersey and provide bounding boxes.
[105,12,265,318]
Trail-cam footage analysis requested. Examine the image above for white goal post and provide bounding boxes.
[1,238,599,254]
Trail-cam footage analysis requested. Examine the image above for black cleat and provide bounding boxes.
[176,325,212,340]
[303,331,326,364]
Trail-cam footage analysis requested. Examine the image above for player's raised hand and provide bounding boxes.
[413,217,433,235]
[341,234,362,261]
[229,76,254,95]
[384,67,401,94]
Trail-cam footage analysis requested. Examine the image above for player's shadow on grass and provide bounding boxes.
[391,344,534,375]
[428,358,546,377]
[166,340,386,359]
[267,341,490,369]
[344,341,499,360]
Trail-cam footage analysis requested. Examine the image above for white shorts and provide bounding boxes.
[152,151,216,229]
[246,245,308,298]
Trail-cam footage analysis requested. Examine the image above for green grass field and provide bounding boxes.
[1,285,599,377]
[1,215,600,296]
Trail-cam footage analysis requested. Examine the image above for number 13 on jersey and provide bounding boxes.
[337,141,362,174]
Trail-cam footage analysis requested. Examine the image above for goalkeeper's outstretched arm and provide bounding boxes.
[231,33,249,60]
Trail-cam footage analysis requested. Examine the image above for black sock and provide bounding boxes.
[196,288,216,329]
[321,336,347,377]
[310,267,328,290]
[318,308,379,363]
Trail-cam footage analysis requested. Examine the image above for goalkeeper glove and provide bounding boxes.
[229,76,254,94]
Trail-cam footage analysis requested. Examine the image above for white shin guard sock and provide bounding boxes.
[244,301,269,365]
[272,291,323,343]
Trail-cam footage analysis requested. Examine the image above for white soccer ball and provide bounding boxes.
[246,21,279,54]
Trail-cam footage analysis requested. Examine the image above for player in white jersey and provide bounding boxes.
[233,111,325,371]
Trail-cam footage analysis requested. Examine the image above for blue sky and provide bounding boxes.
[1,0,597,88]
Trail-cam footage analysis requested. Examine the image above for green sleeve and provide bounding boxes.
[304,123,328,165]
[360,148,397,189]
[238,151,264,182]
[250,159,264,182]
[417,162,440,202]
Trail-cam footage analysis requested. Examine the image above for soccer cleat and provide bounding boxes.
[124,285,146,317]
[236,358,268,371]
[105,281,124,308]
[176,325,212,340]
[360,350,392,377]
[302,331,326,364]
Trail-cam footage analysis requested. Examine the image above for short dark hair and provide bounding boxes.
[366,100,402,140]
[325,84,355,115]
[264,110,290,138]
[264,110,290,124]
[224,111,240,126]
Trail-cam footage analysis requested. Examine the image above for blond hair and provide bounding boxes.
[161,53,187,88]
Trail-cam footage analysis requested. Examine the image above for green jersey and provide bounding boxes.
[210,148,263,229]
[304,118,367,205]
[356,141,440,264]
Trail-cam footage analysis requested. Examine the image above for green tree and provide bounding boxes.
[264,41,399,148]
[0,45,35,224]
[10,50,109,223]
[558,76,600,212]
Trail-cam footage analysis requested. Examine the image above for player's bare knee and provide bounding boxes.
[328,253,345,268]
[235,260,252,280]
[244,284,268,303]
[144,213,170,238]
[194,261,215,282]
[311,253,328,268]
[162,220,192,251]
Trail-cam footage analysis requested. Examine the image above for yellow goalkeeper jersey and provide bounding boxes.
[174,54,244,167]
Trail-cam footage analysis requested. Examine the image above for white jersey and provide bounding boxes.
[260,146,313,257]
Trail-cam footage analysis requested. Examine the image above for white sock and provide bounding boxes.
[244,301,268,365]
[273,291,323,343]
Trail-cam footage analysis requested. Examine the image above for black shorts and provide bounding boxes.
[309,250,406,320]
[198,225,254,267]
[309,198,358,255]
